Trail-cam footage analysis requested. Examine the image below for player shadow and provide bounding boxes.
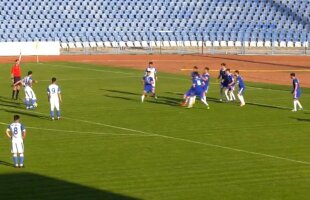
[246,102,289,110]
[102,89,140,96]
[104,94,136,101]
[1,108,50,120]
[0,172,140,200]
[0,160,15,168]
[290,117,310,122]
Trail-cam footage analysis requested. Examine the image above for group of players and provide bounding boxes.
[6,56,62,168]
[141,61,303,113]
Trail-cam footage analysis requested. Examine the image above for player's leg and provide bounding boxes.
[224,88,230,101]
[219,84,224,101]
[152,87,157,100]
[187,95,195,108]
[55,101,61,120]
[141,91,146,102]
[12,85,16,100]
[237,88,245,106]
[11,141,18,167]
[200,94,210,109]
[15,85,21,100]
[50,100,55,120]
[229,87,236,101]
[17,141,24,167]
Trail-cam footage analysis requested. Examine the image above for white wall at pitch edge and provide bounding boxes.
[0,41,60,56]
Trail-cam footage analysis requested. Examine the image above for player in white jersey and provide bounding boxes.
[6,115,26,168]
[14,71,38,109]
[145,61,158,98]
[47,77,62,120]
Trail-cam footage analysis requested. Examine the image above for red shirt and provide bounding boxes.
[11,64,21,77]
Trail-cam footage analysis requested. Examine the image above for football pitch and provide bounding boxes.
[0,61,310,200]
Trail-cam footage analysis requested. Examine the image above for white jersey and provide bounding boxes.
[22,76,33,88]
[145,67,157,80]
[8,122,25,141]
[48,83,61,100]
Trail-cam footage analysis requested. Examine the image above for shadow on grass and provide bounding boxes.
[102,89,140,96]
[1,108,50,120]
[246,102,290,110]
[290,117,310,122]
[0,173,140,200]
[0,160,15,168]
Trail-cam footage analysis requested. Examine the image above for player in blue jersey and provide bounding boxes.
[201,67,210,95]
[187,72,209,109]
[6,115,26,168]
[290,73,303,112]
[234,70,246,106]
[223,68,233,101]
[228,71,236,102]
[181,66,199,106]
[141,70,157,103]
[218,63,226,101]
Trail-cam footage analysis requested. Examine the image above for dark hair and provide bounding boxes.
[221,63,226,66]
[290,73,295,76]
[28,71,32,75]
[193,72,200,77]
[226,68,230,72]
[235,70,240,74]
[15,59,19,62]
[14,115,20,121]
[193,66,198,69]
[205,67,209,70]
[52,77,57,82]
[149,61,153,65]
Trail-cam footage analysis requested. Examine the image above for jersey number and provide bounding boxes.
[13,127,18,135]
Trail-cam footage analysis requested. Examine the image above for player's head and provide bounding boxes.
[146,70,151,76]
[290,73,296,79]
[15,59,20,64]
[52,77,57,83]
[204,67,209,73]
[193,72,200,78]
[234,70,240,76]
[225,68,231,74]
[13,115,20,122]
[28,71,33,76]
[221,63,226,69]
[193,66,198,71]
[149,61,153,67]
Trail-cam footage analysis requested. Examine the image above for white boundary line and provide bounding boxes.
[2,107,309,166]
[0,122,155,137]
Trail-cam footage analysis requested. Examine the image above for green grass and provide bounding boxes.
[0,61,310,200]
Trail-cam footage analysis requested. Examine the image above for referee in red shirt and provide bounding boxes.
[11,58,22,100]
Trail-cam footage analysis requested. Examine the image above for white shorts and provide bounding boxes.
[25,86,36,100]
[50,98,60,111]
[11,140,24,154]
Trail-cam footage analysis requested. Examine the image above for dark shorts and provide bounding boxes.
[14,77,21,84]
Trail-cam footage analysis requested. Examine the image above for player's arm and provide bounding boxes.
[292,82,297,94]
[13,79,23,86]
[22,130,26,139]
[47,92,50,102]
[58,93,62,103]
[5,128,11,139]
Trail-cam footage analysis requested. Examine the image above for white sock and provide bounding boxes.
[238,94,245,104]
[293,100,297,110]
[230,92,236,101]
[141,95,145,102]
[188,97,195,107]
[201,98,209,106]
[296,100,302,109]
[193,96,196,104]
[225,90,230,101]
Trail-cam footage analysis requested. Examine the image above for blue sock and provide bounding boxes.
[13,156,18,166]
[50,111,54,118]
[57,110,61,117]
[25,100,29,107]
[31,99,36,106]
[20,156,24,165]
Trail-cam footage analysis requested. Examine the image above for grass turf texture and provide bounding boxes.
[0,62,310,200]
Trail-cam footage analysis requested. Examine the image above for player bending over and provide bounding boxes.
[228,72,236,102]
[234,70,246,107]
[141,71,157,103]
[6,115,26,168]
[14,71,38,109]
[181,66,199,106]
[290,73,303,112]
[48,77,62,120]
[187,72,209,109]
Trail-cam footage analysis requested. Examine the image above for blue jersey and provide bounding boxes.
[191,72,199,80]
[23,76,32,87]
[193,77,204,92]
[143,76,154,86]
[237,76,245,89]
[218,69,226,80]
[292,78,301,92]
[201,73,210,87]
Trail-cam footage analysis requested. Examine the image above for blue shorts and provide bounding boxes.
[203,85,209,93]
[144,85,153,93]
[294,90,301,99]
[195,89,205,99]
[238,87,245,95]
[185,88,195,97]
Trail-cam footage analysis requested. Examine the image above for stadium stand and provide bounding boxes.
[0,0,309,48]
